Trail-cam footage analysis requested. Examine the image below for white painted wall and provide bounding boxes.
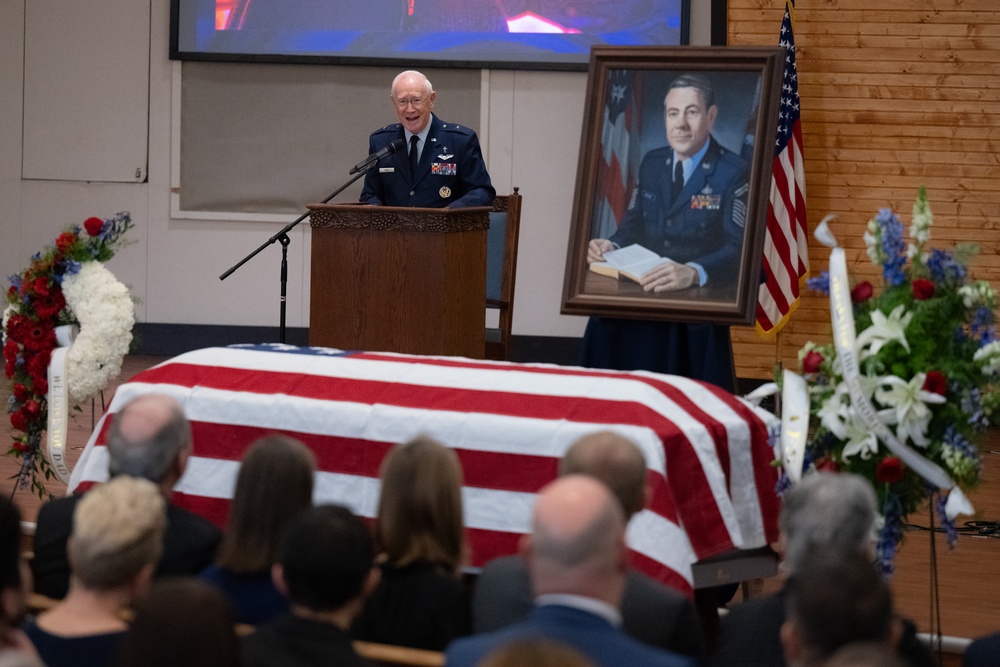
[0,0,712,339]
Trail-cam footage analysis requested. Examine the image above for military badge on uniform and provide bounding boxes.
[691,194,721,210]
[690,183,720,209]
[439,186,452,198]
[432,163,457,176]
[438,153,453,160]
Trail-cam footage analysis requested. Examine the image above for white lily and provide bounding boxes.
[856,304,912,359]
[840,407,889,460]
[874,373,946,447]
[817,382,851,439]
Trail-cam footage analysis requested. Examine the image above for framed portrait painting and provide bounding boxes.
[561,46,786,325]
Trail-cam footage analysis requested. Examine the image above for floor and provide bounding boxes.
[3,355,999,646]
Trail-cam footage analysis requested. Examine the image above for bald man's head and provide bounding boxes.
[106,394,192,486]
[526,475,627,600]
[559,432,647,518]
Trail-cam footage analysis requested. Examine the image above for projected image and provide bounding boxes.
[174,0,686,68]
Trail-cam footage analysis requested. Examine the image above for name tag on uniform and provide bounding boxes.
[431,162,457,176]
[690,194,721,210]
[379,167,395,173]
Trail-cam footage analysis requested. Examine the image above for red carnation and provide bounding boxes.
[23,322,55,352]
[815,457,840,473]
[55,231,77,253]
[10,412,27,432]
[876,456,905,484]
[32,277,50,298]
[11,441,31,454]
[922,370,947,396]
[33,290,66,319]
[33,377,48,396]
[802,350,824,374]
[23,400,41,419]
[912,279,936,300]
[12,383,29,402]
[84,217,105,237]
[851,281,874,303]
[27,349,51,382]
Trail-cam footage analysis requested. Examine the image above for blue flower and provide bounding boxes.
[934,493,958,549]
[806,271,830,295]
[961,389,989,429]
[7,274,22,292]
[876,209,907,287]
[927,248,966,285]
[969,307,996,346]
[877,493,905,578]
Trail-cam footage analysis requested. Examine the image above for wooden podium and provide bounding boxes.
[307,204,489,357]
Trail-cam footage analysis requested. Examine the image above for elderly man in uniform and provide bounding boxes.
[360,70,495,209]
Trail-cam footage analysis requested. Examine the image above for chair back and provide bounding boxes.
[485,187,521,360]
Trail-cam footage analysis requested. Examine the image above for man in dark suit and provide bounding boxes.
[32,394,221,599]
[964,632,1000,667]
[472,431,705,659]
[710,473,933,667]
[446,475,694,667]
[781,550,900,667]
[360,70,495,209]
[243,505,378,667]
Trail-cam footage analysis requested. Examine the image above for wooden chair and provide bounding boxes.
[485,187,522,361]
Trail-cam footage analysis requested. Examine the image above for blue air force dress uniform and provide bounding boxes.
[579,137,750,393]
[359,114,495,209]
[609,137,749,286]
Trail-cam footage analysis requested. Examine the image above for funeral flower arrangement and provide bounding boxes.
[3,212,135,497]
[788,189,996,574]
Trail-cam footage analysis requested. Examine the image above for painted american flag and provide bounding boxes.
[595,70,643,240]
[69,345,780,595]
[756,0,809,335]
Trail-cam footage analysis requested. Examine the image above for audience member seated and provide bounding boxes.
[0,496,43,667]
[710,472,932,667]
[117,578,241,667]
[444,475,695,667]
[242,505,378,667]
[351,436,471,651]
[781,550,899,667]
[478,637,597,667]
[963,631,1000,667]
[201,434,316,625]
[473,431,704,659]
[823,643,907,667]
[33,394,221,599]
[24,477,166,667]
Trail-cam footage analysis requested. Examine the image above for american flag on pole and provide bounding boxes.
[70,345,780,596]
[595,70,643,239]
[756,0,809,336]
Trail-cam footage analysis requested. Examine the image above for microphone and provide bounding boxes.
[349,138,406,175]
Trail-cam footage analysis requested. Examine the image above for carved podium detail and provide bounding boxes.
[307,204,489,358]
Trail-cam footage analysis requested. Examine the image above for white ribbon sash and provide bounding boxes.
[46,324,77,483]
[828,248,972,519]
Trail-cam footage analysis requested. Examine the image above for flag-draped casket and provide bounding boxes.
[69,345,780,595]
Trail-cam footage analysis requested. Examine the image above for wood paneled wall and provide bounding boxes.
[727,0,1000,380]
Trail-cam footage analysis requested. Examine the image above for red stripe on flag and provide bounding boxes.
[125,361,737,556]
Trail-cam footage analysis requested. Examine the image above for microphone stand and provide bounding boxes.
[219,169,369,344]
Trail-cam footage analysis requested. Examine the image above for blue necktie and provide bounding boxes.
[409,135,420,176]
[671,159,684,203]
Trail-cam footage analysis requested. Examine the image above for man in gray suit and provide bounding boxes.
[472,431,705,660]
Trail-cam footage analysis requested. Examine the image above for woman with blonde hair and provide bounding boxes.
[24,476,166,667]
[351,435,470,650]
[200,434,316,625]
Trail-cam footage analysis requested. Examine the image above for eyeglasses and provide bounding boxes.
[394,96,426,109]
